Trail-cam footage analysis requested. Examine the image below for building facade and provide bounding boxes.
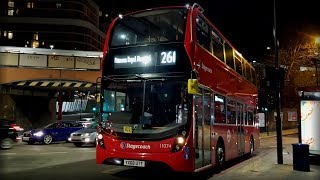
[0,0,105,51]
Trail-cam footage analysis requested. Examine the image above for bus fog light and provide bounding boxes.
[175,144,181,151]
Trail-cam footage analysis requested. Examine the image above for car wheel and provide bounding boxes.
[43,134,53,145]
[1,138,13,149]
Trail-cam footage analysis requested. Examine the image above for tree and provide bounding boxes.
[260,39,319,109]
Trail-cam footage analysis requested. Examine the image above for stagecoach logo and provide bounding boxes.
[197,61,213,74]
[227,129,231,143]
[201,62,212,73]
[120,142,151,150]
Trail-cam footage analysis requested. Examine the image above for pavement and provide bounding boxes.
[210,128,320,180]
[260,128,299,139]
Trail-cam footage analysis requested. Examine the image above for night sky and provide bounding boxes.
[95,0,320,62]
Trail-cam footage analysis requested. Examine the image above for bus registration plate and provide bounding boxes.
[123,160,145,167]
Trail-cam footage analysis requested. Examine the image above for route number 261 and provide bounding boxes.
[160,51,176,64]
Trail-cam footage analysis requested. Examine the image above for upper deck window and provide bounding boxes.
[110,8,187,47]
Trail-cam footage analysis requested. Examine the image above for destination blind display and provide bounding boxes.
[114,50,176,69]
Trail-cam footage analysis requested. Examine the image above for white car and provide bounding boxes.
[68,122,97,147]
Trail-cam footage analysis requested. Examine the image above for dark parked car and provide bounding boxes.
[22,120,83,145]
[0,119,19,149]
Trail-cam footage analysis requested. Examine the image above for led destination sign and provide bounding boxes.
[114,50,176,69]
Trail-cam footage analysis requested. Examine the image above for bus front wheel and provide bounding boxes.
[215,142,225,172]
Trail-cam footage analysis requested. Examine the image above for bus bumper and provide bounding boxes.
[96,145,194,172]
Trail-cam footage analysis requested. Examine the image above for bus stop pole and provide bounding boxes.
[273,0,283,164]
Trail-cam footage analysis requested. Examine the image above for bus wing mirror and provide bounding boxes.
[188,79,198,94]
[96,93,101,103]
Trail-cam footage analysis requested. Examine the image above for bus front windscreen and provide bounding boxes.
[110,8,187,47]
[101,80,189,138]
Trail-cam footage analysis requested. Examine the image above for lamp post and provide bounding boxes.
[273,0,283,164]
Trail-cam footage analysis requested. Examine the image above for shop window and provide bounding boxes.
[27,2,34,8]
[8,1,14,8]
[8,9,14,16]
[8,31,13,39]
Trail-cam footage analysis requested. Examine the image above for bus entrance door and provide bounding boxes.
[237,103,245,155]
[194,89,212,170]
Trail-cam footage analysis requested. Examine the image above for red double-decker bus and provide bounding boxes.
[96,3,260,173]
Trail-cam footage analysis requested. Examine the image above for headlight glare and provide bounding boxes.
[33,131,44,137]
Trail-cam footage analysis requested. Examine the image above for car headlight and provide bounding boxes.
[81,133,91,137]
[33,131,44,137]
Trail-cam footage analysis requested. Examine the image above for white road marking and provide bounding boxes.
[101,166,132,173]
[86,150,96,153]
[39,151,68,155]
[0,152,17,156]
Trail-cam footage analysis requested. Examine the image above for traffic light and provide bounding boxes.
[92,106,97,112]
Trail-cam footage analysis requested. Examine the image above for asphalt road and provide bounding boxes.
[1,134,317,180]
[0,142,186,180]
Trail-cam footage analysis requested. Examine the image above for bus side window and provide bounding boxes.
[244,62,251,82]
[196,15,210,51]
[227,99,236,124]
[211,29,224,62]
[247,110,254,125]
[252,68,257,86]
[214,95,226,124]
[225,43,234,70]
[235,56,242,76]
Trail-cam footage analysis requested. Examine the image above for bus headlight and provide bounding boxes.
[172,136,186,152]
[177,136,185,144]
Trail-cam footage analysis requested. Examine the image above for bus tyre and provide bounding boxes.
[216,142,225,172]
[249,136,254,157]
